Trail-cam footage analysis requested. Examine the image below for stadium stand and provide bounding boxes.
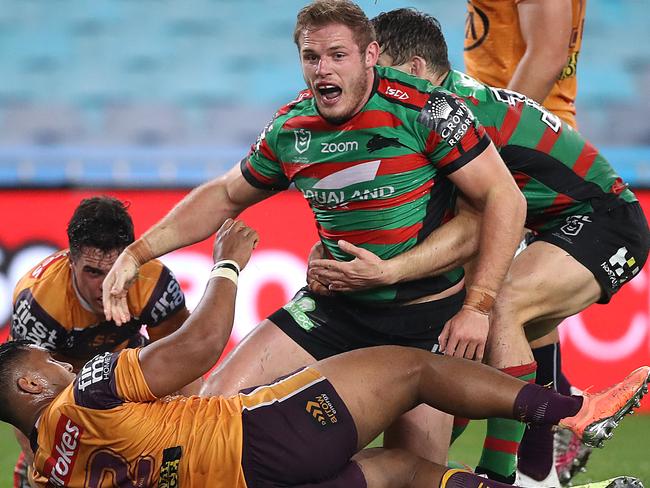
[0,0,647,186]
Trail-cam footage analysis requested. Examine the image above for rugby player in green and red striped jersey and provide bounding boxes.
[102,0,525,474]
[306,8,650,485]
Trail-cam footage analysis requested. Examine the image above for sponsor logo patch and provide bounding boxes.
[12,297,60,350]
[77,352,113,392]
[150,275,184,322]
[158,446,182,488]
[284,296,317,331]
[320,140,358,154]
[46,415,83,487]
[601,246,640,290]
[306,393,339,428]
[420,93,475,147]
[430,97,453,120]
[385,85,410,101]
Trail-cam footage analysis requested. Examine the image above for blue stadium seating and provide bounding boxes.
[0,0,647,185]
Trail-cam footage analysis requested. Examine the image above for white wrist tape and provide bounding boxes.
[209,260,240,285]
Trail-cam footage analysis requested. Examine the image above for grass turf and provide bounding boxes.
[2,417,649,486]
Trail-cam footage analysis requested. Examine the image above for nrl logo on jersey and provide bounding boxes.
[294,129,311,154]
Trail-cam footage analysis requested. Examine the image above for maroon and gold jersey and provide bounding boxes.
[30,349,246,487]
[11,250,186,361]
[30,349,327,487]
[464,0,586,128]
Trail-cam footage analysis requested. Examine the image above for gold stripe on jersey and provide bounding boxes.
[239,367,325,411]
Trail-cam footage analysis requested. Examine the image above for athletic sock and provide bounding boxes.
[450,417,470,445]
[476,362,537,482]
[514,383,583,425]
[441,468,519,488]
[556,370,572,396]
[518,344,560,480]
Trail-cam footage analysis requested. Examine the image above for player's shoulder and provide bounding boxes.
[442,70,492,102]
[252,88,316,148]
[276,88,314,117]
[137,258,166,279]
[13,249,72,310]
[13,250,70,296]
[128,259,185,322]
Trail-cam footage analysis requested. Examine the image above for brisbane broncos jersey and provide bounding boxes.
[29,348,247,487]
[441,69,635,232]
[464,0,586,128]
[11,250,186,362]
[242,65,491,303]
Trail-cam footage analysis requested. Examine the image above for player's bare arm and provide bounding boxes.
[144,307,203,395]
[138,219,258,397]
[439,142,526,361]
[307,199,481,292]
[509,0,572,102]
[103,165,274,325]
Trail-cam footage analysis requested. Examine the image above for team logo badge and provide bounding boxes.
[294,129,311,154]
[560,215,591,236]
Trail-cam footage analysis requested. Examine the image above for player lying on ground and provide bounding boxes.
[0,220,648,488]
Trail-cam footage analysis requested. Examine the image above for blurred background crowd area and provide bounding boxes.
[0,0,648,187]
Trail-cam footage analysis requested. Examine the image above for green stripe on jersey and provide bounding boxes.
[246,66,485,303]
[442,70,637,229]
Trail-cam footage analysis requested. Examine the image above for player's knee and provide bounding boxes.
[491,281,530,328]
[199,368,242,397]
[356,448,428,486]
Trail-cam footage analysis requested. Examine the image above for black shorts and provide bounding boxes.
[239,368,365,487]
[270,287,465,360]
[534,201,650,303]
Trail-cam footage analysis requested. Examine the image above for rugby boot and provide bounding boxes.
[558,366,650,448]
[572,476,644,488]
[555,427,592,486]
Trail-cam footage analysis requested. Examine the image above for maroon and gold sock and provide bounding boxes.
[514,383,583,425]
[518,343,562,480]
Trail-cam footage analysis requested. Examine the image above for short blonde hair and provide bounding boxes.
[294,0,376,53]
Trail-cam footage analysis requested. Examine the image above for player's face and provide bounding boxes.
[299,23,379,124]
[27,346,76,392]
[70,247,121,316]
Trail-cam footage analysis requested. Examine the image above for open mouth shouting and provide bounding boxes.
[316,82,343,106]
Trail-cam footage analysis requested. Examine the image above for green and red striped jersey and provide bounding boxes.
[442,70,636,231]
[242,66,491,303]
